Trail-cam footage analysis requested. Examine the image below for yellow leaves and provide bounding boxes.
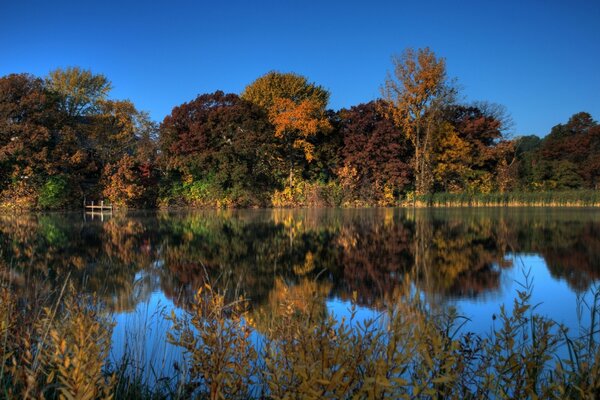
[42,293,115,400]
[168,284,257,400]
[241,71,329,111]
[433,122,474,192]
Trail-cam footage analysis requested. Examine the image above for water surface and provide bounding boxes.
[2,208,599,372]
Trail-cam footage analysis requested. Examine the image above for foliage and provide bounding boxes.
[0,279,115,399]
[0,73,57,208]
[0,61,599,209]
[46,66,111,118]
[167,285,256,399]
[383,47,456,196]
[337,100,413,203]
[271,178,343,207]
[516,112,600,191]
[102,155,150,207]
[242,71,331,190]
[159,91,276,207]
[38,175,70,209]
[241,71,329,111]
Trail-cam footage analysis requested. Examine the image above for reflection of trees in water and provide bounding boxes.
[414,212,513,299]
[0,213,158,312]
[1,209,599,316]
[520,219,600,291]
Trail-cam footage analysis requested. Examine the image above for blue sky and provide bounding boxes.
[1,0,599,136]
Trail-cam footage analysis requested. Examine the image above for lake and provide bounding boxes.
[2,207,599,378]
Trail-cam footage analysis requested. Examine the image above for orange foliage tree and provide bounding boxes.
[383,48,456,196]
[242,72,331,189]
[269,97,331,188]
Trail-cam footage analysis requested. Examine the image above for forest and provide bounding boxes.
[1,47,599,209]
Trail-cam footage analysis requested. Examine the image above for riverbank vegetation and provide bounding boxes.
[3,265,600,399]
[1,48,599,209]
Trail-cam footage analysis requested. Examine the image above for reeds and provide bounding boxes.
[409,190,600,207]
[3,271,600,398]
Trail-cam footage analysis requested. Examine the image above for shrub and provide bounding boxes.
[38,175,70,209]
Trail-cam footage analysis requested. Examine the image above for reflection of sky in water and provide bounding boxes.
[12,208,594,380]
[451,254,596,337]
[113,251,600,382]
[326,254,598,339]
[111,290,184,383]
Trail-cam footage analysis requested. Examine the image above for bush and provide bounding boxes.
[38,175,70,209]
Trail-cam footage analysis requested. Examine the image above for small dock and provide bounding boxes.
[84,200,113,211]
[83,200,113,221]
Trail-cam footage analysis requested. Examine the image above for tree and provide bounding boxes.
[382,47,455,196]
[432,122,472,193]
[102,155,149,207]
[241,71,328,110]
[46,67,111,119]
[521,112,600,190]
[160,91,276,206]
[269,97,331,188]
[242,72,331,188]
[0,74,57,206]
[337,100,413,203]
[440,103,514,192]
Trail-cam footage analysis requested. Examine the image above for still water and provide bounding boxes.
[2,208,599,374]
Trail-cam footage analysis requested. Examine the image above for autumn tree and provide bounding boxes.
[160,91,276,206]
[0,74,57,206]
[438,103,514,193]
[516,112,599,190]
[242,72,331,188]
[337,100,413,204]
[46,67,158,204]
[383,47,456,196]
[102,155,150,207]
[241,71,328,110]
[269,97,331,188]
[432,122,473,192]
[46,67,111,119]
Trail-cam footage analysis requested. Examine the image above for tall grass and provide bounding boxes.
[3,271,600,398]
[409,190,600,207]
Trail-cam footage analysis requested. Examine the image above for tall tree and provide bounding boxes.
[46,67,111,119]
[382,48,455,196]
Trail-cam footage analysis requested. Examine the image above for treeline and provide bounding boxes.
[0,48,598,209]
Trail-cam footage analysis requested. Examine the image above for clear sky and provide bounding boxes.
[1,0,599,136]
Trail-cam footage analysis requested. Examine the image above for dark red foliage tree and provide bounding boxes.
[160,91,278,204]
[337,100,413,203]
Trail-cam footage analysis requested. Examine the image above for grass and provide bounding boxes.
[408,190,600,207]
[2,269,600,399]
